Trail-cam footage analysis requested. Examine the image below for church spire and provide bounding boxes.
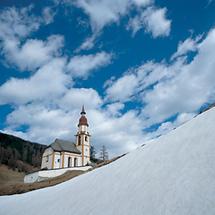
[80,105,86,115]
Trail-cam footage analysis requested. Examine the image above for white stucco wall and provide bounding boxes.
[53,152,61,169]
[41,148,54,169]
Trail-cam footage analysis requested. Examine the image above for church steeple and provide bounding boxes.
[78,105,88,127]
[76,106,90,166]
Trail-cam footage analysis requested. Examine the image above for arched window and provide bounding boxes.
[78,136,81,145]
[85,136,88,141]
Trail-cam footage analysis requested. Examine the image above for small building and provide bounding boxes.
[41,106,91,170]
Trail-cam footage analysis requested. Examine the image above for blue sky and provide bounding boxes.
[0,0,215,156]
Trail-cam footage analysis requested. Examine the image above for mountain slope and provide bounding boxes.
[0,132,46,172]
[1,108,215,215]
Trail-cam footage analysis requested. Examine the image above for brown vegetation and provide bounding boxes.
[0,167,84,196]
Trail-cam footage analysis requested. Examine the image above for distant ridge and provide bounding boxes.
[0,132,46,173]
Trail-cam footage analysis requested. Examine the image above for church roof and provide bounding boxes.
[50,139,81,154]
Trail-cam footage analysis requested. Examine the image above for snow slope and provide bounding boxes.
[1,108,215,215]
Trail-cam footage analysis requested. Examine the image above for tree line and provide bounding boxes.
[0,132,46,172]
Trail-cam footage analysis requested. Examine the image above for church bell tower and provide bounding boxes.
[76,106,90,166]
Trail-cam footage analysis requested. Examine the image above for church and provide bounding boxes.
[41,106,91,170]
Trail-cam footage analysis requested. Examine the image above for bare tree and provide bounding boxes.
[99,145,108,161]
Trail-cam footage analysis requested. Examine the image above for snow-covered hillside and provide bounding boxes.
[1,108,215,215]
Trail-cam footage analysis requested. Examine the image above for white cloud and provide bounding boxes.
[0,5,54,41]
[105,61,173,102]
[74,0,150,33]
[76,34,97,52]
[60,88,102,110]
[2,35,64,71]
[72,0,167,50]
[142,29,215,125]
[141,7,171,38]
[127,7,171,37]
[0,58,68,105]
[105,27,215,128]
[5,104,74,144]
[42,7,56,24]
[171,36,202,60]
[105,74,139,102]
[106,102,125,117]
[0,5,40,40]
[67,52,112,78]
[0,5,57,71]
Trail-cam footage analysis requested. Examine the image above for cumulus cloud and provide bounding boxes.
[105,61,173,102]
[73,0,151,33]
[72,0,170,50]
[2,35,64,71]
[105,28,215,128]
[142,7,171,38]
[127,7,171,38]
[60,88,102,110]
[5,104,74,144]
[0,5,40,40]
[0,58,68,105]
[105,74,139,102]
[67,52,112,78]
[0,5,57,71]
[171,36,202,60]
[127,7,171,37]
[106,102,125,117]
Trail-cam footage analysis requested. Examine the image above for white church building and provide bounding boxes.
[41,106,91,170]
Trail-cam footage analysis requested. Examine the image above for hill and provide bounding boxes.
[0,132,46,172]
[1,107,215,215]
[0,169,84,196]
[0,165,25,186]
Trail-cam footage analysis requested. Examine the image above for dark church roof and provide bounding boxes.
[50,139,81,154]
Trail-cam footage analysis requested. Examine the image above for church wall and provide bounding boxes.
[41,147,54,170]
[53,152,61,169]
[63,153,82,168]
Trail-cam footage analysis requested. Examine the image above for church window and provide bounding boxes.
[78,136,81,145]
[85,136,88,141]
[57,159,60,163]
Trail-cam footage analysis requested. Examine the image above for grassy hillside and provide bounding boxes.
[0,169,84,196]
[0,165,25,186]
